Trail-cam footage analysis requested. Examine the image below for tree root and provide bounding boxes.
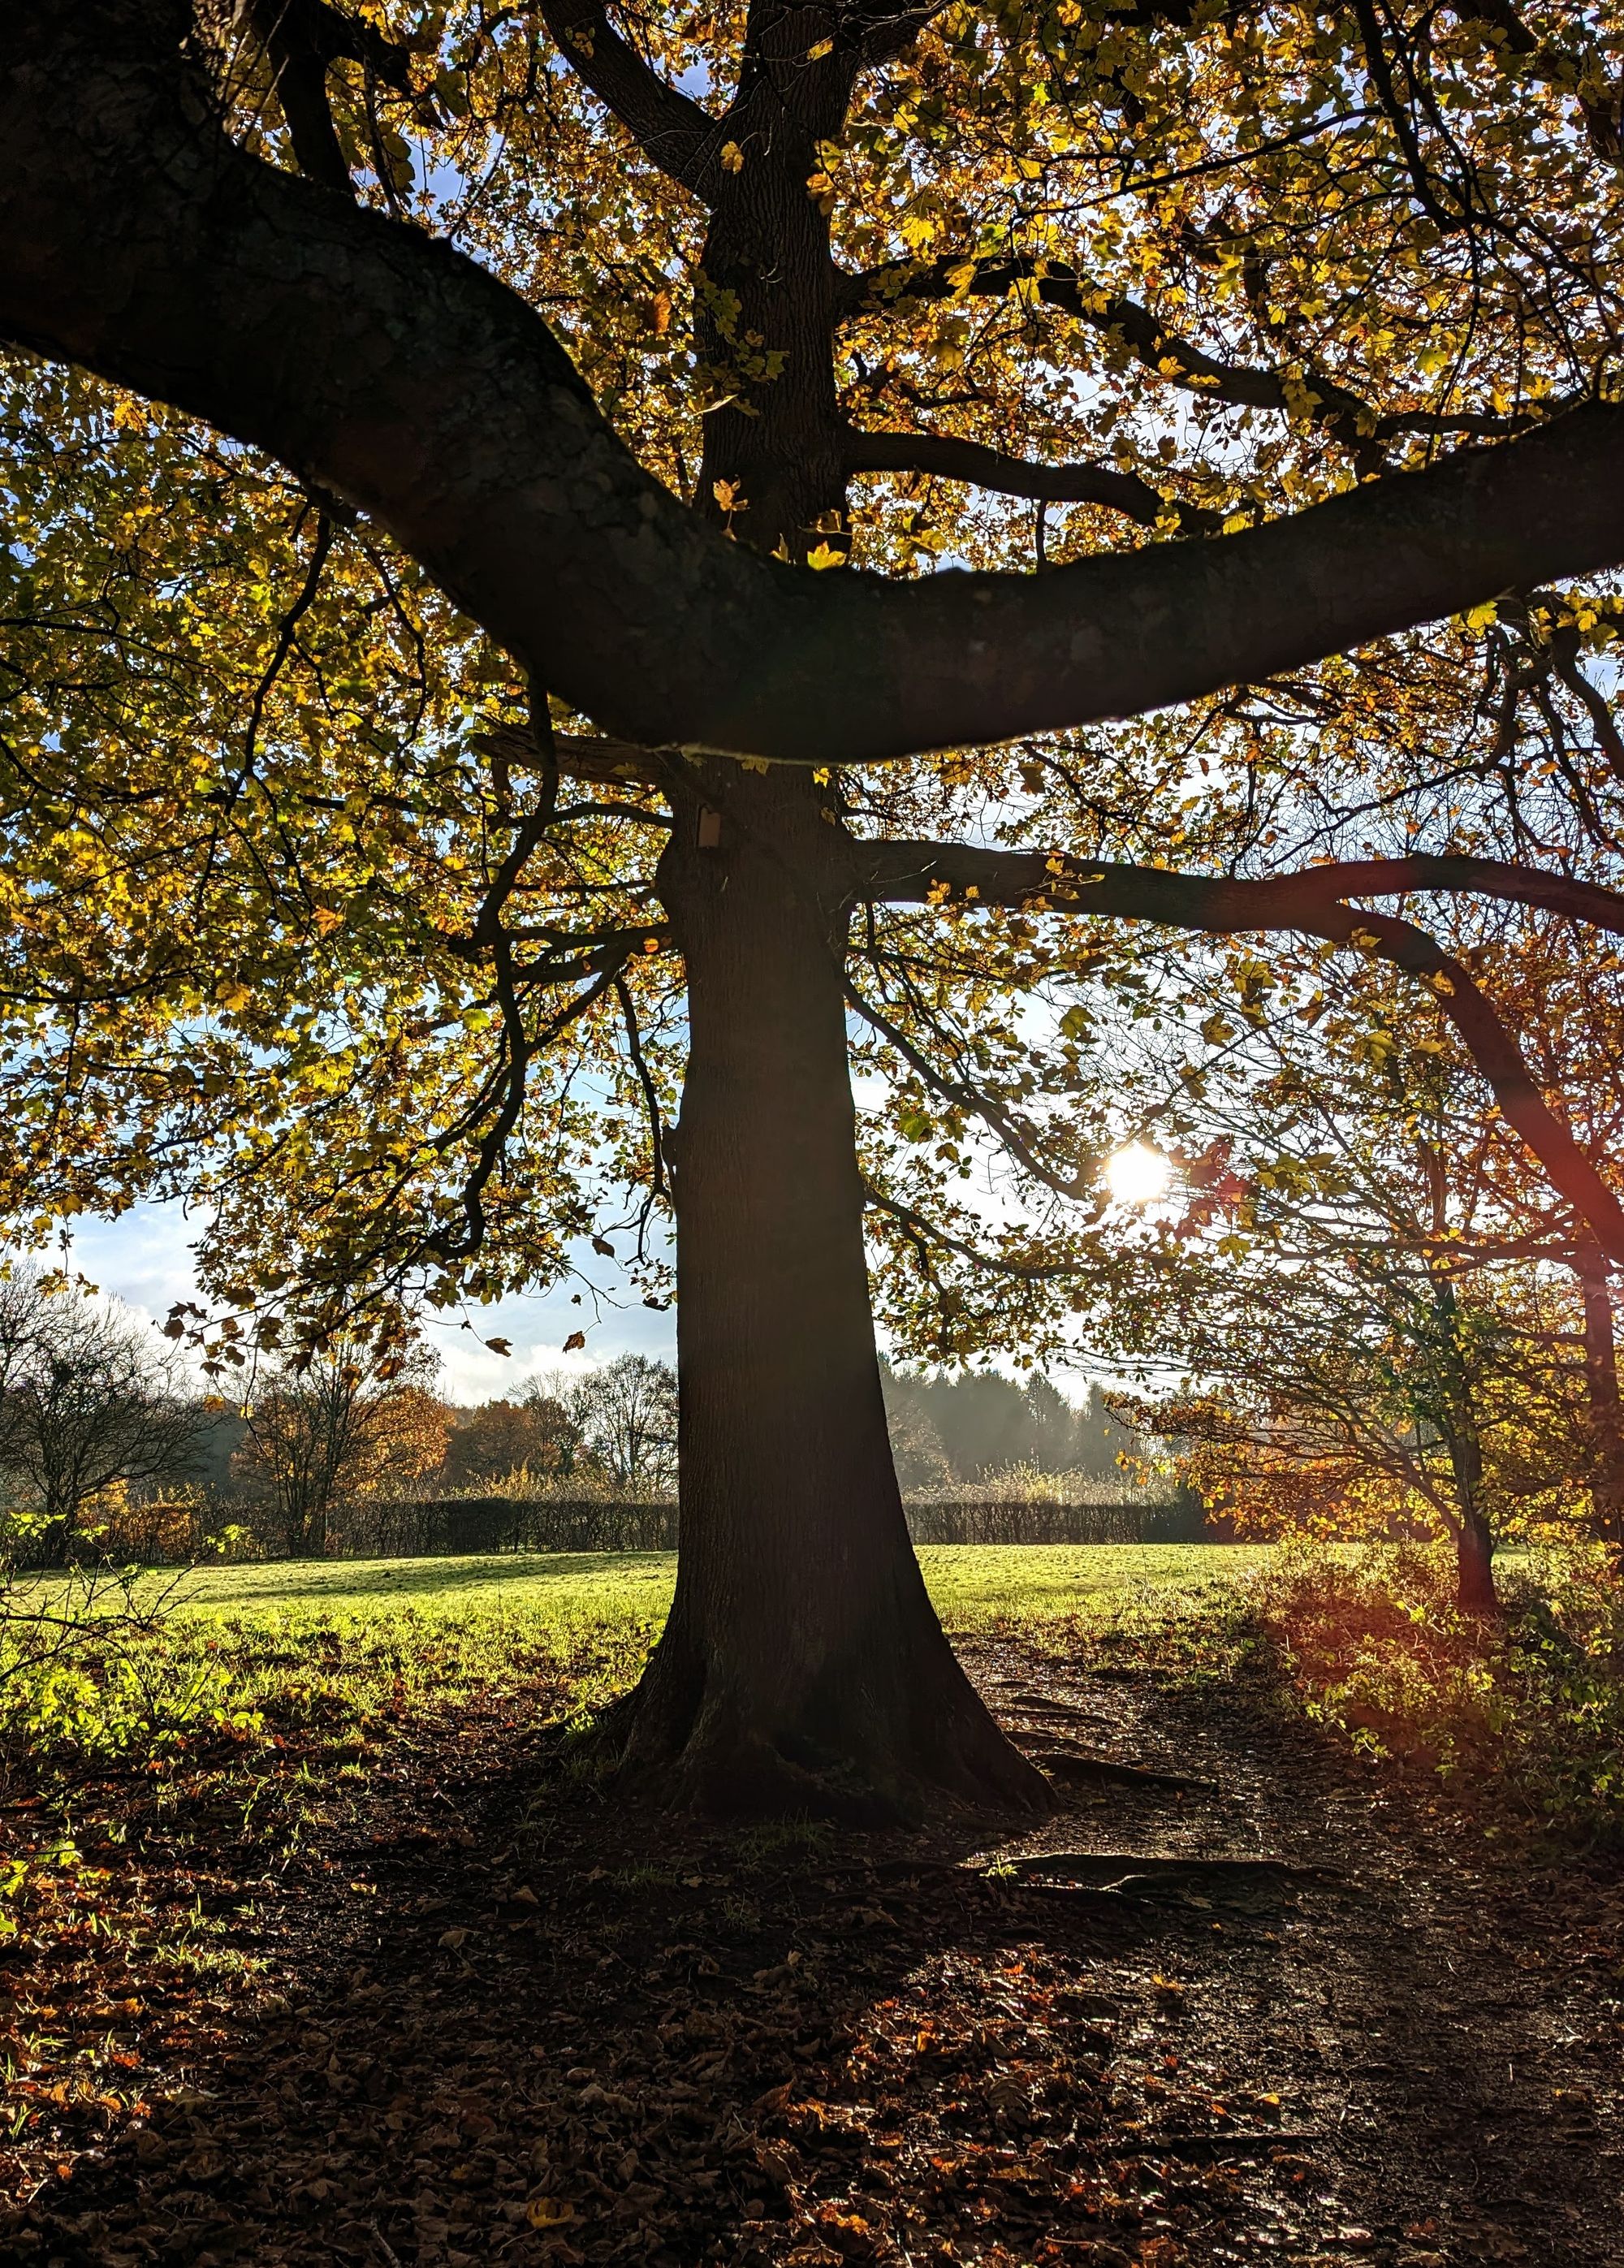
[996,1851,1340,1911]
[579,1648,1056,1825]
[1020,1743,1217,1793]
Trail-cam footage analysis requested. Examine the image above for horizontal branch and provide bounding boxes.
[842,424,1216,530]
[855,845,1624,937]
[857,840,1624,1264]
[7,6,1624,767]
[475,728,669,788]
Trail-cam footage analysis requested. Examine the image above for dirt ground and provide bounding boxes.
[3,1635,1622,2268]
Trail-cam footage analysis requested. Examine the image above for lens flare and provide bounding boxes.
[1104,1142,1171,1207]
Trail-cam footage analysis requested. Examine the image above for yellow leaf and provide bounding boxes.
[806,540,845,570]
[720,141,745,173]
[527,2198,577,2228]
[806,37,833,58]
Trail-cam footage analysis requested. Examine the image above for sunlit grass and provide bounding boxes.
[2,1545,1272,1778]
[123,1539,1269,1629]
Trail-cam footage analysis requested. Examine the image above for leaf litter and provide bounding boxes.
[2,1629,1622,2266]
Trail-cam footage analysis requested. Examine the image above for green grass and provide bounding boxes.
[136,1540,1268,1631]
[0,1545,1271,1778]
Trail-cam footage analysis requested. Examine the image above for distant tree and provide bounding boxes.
[0,1273,201,1566]
[571,1356,678,1494]
[443,1392,585,1489]
[235,1341,447,1555]
[1070,1387,1140,1485]
[1022,1376,1078,1475]
[186,1398,251,1502]
[879,1380,952,1494]
[880,1367,1138,1485]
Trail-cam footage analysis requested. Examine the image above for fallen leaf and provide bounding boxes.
[528,2197,577,2227]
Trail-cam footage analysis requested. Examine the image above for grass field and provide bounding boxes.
[153,1540,1272,1629]
[2,1544,1272,1752]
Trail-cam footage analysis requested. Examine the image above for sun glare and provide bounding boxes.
[1104,1142,1171,1207]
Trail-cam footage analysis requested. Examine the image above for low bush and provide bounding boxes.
[1255,1541,1624,1841]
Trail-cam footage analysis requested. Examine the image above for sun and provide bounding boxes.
[1104,1142,1172,1207]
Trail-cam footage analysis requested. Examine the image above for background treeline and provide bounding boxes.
[0,1268,1155,1564]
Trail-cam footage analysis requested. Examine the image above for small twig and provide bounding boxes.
[368,2218,404,2268]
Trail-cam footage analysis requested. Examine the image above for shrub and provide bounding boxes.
[1255,1541,1624,1840]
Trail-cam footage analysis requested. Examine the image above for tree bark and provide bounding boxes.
[1443,1425,1500,1617]
[1577,1240,1624,1549]
[1453,1501,1501,1618]
[602,767,1052,1819]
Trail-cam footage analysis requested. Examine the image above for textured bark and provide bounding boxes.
[602,769,1052,1818]
[1453,1504,1501,1618]
[8,4,1624,762]
[1578,1242,1624,1549]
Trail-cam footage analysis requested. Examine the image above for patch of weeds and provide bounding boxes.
[1254,1541,1624,1842]
[732,1817,836,1868]
[608,1864,680,1893]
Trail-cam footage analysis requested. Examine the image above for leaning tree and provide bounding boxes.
[6,0,1624,1812]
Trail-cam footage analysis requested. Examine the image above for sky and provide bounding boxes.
[63,1202,677,1405]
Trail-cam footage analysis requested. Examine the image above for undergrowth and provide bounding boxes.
[1252,1541,1624,1843]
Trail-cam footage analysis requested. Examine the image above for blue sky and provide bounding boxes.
[63,1201,676,1404]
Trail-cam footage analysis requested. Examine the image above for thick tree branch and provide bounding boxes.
[855,846,1624,938]
[841,424,1216,530]
[1332,908,1624,1272]
[239,0,421,193]
[8,5,1624,767]
[857,840,1624,1264]
[537,0,722,196]
[244,0,351,192]
[476,728,670,788]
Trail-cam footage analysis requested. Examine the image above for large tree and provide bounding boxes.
[6,0,1624,1811]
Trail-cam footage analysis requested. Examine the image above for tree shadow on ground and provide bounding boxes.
[6,1631,1622,2267]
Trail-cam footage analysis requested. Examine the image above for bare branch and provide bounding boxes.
[842,424,1216,531]
[240,0,419,195]
[537,0,722,197]
[857,839,1624,1264]
[847,978,1093,1197]
[862,1184,1088,1280]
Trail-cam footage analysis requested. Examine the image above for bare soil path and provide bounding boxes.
[4,1635,1622,2268]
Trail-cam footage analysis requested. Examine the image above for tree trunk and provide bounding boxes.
[1444,1428,1500,1616]
[603,768,1052,1821]
[1453,1505,1500,1617]
[1577,1240,1624,1549]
